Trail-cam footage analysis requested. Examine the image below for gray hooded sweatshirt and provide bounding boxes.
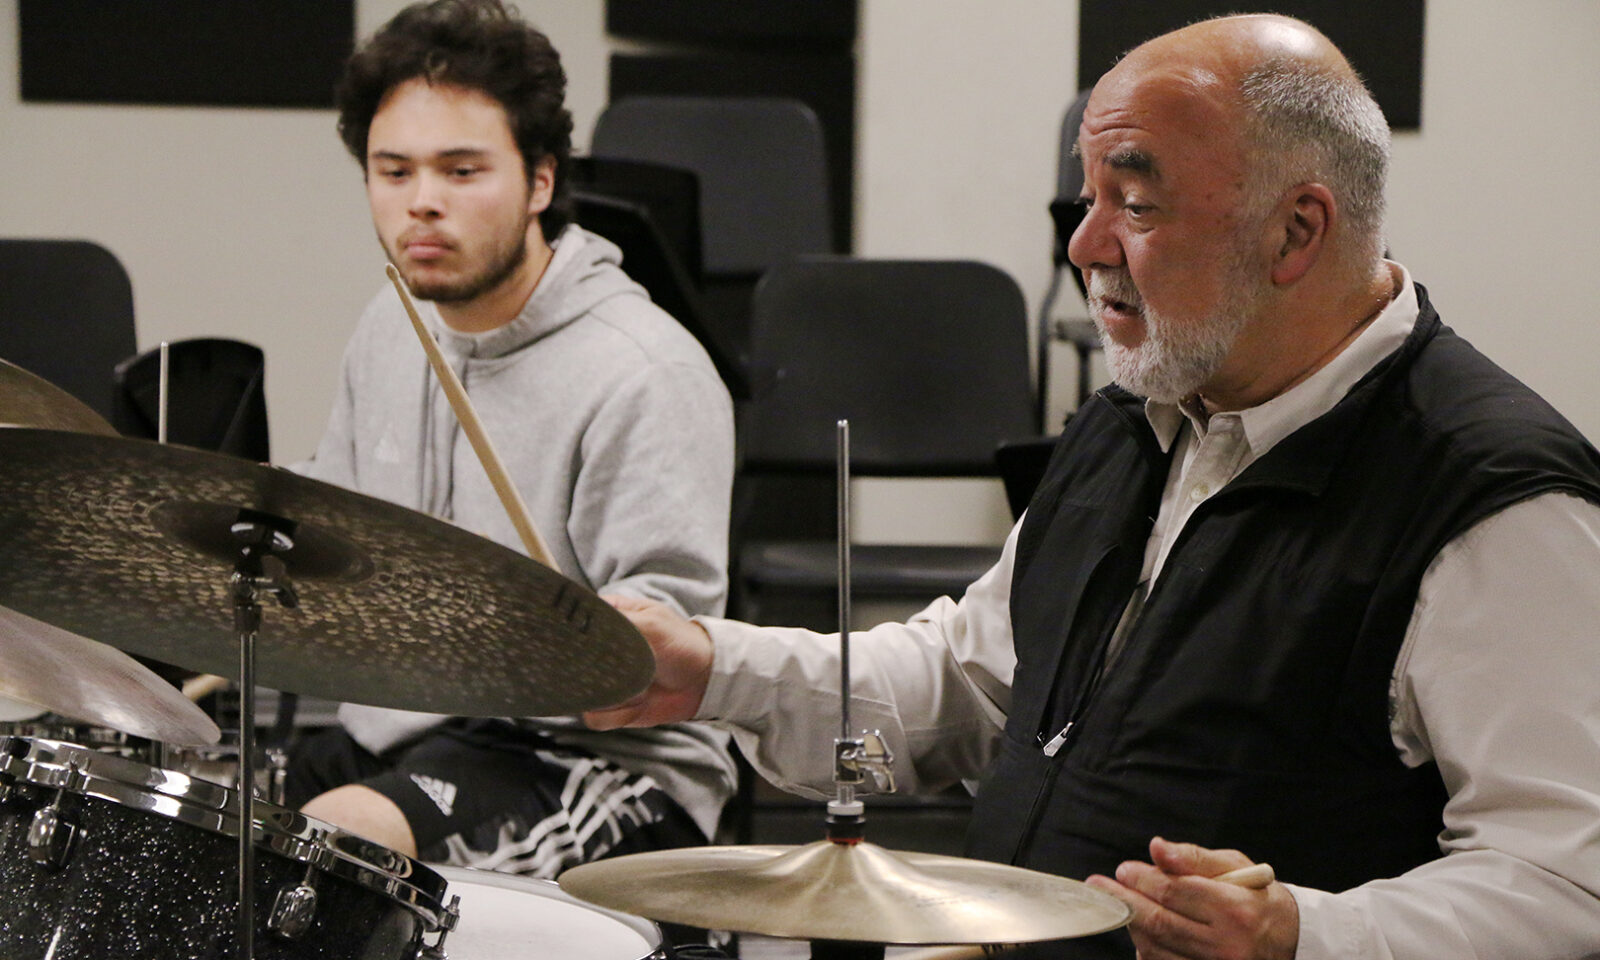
[298,225,737,839]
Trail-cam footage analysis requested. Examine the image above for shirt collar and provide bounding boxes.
[1144,261,1418,458]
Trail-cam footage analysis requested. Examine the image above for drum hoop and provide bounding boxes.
[0,721,137,748]
[0,735,453,929]
[430,864,664,951]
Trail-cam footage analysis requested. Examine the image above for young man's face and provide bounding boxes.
[365,78,553,305]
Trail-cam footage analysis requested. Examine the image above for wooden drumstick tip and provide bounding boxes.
[1212,862,1276,889]
[182,673,230,702]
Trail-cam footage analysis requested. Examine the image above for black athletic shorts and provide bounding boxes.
[285,719,705,877]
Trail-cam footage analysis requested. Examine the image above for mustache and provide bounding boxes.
[1087,270,1142,311]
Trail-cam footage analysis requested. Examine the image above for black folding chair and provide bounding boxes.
[732,257,1036,628]
[0,238,136,421]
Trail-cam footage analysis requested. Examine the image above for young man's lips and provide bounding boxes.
[405,240,452,260]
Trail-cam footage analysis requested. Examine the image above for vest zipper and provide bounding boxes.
[1039,722,1074,757]
[1033,490,1214,760]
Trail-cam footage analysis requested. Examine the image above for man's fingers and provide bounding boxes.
[1148,836,1253,878]
[1086,872,1213,959]
[582,705,635,730]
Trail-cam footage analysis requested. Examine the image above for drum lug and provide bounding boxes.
[416,893,462,960]
[27,804,78,870]
[267,880,319,941]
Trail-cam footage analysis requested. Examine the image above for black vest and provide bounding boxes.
[967,287,1600,958]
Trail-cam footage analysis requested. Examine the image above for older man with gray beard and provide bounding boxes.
[585,13,1600,960]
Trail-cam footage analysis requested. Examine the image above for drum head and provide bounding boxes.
[432,866,660,960]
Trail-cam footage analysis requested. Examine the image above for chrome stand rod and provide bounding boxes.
[837,419,852,745]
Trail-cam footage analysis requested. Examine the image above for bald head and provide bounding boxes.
[1116,15,1354,88]
[1100,15,1391,269]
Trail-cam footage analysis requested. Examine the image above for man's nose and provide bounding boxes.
[409,171,446,218]
[1067,200,1123,273]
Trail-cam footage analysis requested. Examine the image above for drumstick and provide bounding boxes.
[385,264,556,569]
[891,864,1277,960]
[1211,862,1275,888]
[182,673,231,702]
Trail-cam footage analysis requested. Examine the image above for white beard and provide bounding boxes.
[1087,267,1256,403]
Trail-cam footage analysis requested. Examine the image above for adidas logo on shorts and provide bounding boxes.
[409,773,458,817]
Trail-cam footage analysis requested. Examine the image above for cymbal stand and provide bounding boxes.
[817,420,897,960]
[228,510,299,960]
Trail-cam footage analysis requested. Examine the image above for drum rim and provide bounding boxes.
[0,734,453,929]
[430,864,664,951]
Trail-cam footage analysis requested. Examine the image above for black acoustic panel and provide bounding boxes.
[19,1,353,109]
[606,0,856,47]
[610,52,856,255]
[1078,0,1425,130]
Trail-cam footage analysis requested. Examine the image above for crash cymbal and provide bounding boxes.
[0,604,220,745]
[0,357,118,435]
[559,840,1130,945]
[0,429,653,717]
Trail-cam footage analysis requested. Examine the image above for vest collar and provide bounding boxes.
[1095,282,1444,498]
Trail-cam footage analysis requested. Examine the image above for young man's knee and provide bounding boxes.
[301,783,419,857]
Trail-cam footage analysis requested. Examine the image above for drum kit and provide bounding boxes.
[0,357,1137,959]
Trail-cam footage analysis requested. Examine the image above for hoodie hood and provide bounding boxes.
[426,224,646,362]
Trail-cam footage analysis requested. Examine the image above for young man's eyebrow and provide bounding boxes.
[367,147,493,162]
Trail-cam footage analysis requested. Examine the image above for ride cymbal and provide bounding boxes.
[0,429,653,717]
[559,840,1130,945]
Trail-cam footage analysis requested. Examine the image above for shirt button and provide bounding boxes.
[1189,484,1209,502]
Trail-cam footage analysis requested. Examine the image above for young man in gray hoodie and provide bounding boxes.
[284,0,737,878]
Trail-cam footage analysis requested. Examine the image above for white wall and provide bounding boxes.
[3,0,1598,547]
[1386,1,1600,433]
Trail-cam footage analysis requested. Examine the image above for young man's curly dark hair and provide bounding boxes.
[336,0,574,238]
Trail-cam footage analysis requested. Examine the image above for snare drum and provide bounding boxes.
[0,735,456,959]
[430,865,665,959]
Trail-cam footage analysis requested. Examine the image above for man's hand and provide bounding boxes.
[1086,837,1299,960]
[583,595,715,730]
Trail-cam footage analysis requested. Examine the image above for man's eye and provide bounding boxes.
[450,166,480,178]
[1125,203,1152,217]
[378,168,408,181]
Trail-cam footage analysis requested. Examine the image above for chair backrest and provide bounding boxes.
[112,337,269,462]
[568,155,704,283]
[1051,89,1094,275]
[0,238,137,421]
[591,96,833,277]
[741,257,1035,477]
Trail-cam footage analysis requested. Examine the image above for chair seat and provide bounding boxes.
[740,541,1001,596]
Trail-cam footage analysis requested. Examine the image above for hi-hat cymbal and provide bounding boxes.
[0,429,653,717]
[0,357,119,435]
[0,604,220,745]
[559,840,1130,945]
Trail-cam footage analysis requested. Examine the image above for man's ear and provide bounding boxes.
[528,155,557,215]
[1270,182,1334,286]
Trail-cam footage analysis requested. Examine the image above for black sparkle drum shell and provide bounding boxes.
[0,736,453,960]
